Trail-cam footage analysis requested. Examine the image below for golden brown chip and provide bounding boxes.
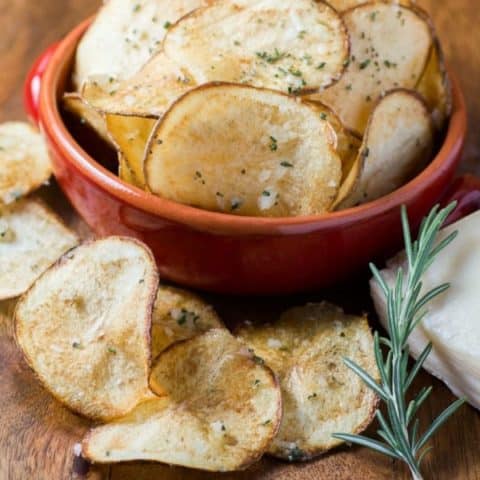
[0,122,52,204]
[332,151,364,209]
[83,329,282,471]
[337,89,434,208]
[118,153,137,186]
[106,115,157,188]
[164,0,349,94]
[152,285,223,359]
[416,37,452,131]
[308,3,432,135]
[62,93,112,145]
[0,199,79,300]
[305,101,361,188]
[237,302,378,461]
[145,83,342,217]
[15,237,159,421]
[82,52,194,118]
[73,0,209,90]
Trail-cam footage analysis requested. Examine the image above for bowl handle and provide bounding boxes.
[441,174,480,225]
[24,42,60,126]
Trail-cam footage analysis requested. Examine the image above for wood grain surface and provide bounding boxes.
[0,1,479,479]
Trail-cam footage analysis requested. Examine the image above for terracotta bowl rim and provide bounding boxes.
[39,17,468,235]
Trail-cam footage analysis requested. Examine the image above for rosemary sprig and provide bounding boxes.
[333,203,466,480]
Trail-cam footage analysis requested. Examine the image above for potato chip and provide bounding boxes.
[308,3,432,135]
[73,0,209,90]
[332,150,364,209]
[152,285,223,358]
[118,153,137,186]
[83,329,282,471]
[145,84,342,217]
[305,100,361,184]
[338,89,434,208]
[82,52,194,118]
[15,237,159,421]
[164,0,349,94]
[413,8,452,131]
[0,122,52,204]
[0,199,78,300]
[106,115,157,188]
[237,302,378,460]
[63,93,112,145]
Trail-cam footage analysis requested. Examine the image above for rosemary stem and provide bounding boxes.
[410,465,423,480]
[336,203,463,480]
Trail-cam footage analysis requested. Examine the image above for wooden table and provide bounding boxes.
[1,1,480,479]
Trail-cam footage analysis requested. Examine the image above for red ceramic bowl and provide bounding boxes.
[25,18,470,295]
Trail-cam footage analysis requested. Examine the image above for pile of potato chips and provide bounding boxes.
[0,120,378,471]
[65,0,450,217]
[14,241,379,470]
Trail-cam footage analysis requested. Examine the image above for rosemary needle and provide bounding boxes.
[333,203,466,480]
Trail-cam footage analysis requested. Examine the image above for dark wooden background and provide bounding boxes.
[0,1,479,479]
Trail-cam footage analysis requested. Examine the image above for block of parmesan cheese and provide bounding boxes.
[371,210,480,409]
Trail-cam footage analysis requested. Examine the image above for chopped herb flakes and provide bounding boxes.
[288,67,302,77]
[133,4,141,12]
[163,21,172,29]
[175,308,200,326]
[280,161,293,168]
[269,136,278,151]
[108,347,117,354]
[359,59,371,70]
[256,48,286,64]
[72,341,83,349]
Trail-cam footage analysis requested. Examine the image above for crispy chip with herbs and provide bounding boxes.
[164,0,349,94]
[15,237,159,421]
[337,89,434,208]
[237,302,378,461]
[145,84,342,217]
[309,3,432,135]
[83,329,282,471]
[416,36,452,131]
[0,122,52,204]
[0,199,78,300]
[63,93,112,144]
[151,285,224,358]
[82,52,194,118]
[73,0,209,90]
[106,115,157,188]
